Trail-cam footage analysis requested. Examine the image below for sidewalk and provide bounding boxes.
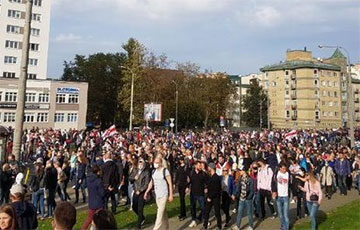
[143,189,360,230]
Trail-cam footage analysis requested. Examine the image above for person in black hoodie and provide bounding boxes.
[44,160,58,217]
[101,151,120,214]
[175,157,189,221]
[81,164,105,230]
[203,163,221,230]
[0,163,13,205]
[10,184,38,230]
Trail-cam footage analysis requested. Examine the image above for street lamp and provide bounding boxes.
[318,45,354,147]
[172,80,179,133]
[121,66,136,131]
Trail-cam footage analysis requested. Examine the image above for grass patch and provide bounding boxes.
[38,196,190,230]
[294,199,360,230]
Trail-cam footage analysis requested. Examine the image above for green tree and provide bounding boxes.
[242,79,268,128]
[61,53,127,128]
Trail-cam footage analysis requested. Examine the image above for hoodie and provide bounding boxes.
[11,200,38,230]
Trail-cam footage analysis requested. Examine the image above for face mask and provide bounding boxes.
[139,164,144,170]
[154,163,159,169]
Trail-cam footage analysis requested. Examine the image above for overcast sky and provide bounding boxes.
[48,0,360,78]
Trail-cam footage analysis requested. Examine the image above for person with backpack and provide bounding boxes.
[231,166,254,230]
[130,158,150,229]
[144,156,173,230]
[271,163,290,230]
[257,159,276,220]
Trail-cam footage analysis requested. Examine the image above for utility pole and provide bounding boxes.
[121,66,135,131]
[12,0,33,160]
[175,83,179,133]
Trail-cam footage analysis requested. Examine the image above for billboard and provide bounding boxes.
[144,104,162,122]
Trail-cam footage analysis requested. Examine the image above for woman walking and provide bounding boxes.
[299,172,323,230]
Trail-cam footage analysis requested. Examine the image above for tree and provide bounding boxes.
[242,79,268,128]
[61,53,127,128]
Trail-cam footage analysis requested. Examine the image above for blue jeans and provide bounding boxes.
[253,191,260,217]
[190,195,205,221]
[236,199,253,228]
[276,197,289,230]
[337,175,347,195]
[356,175,360,193]
[32,189,45,217]
[306,201,319,230]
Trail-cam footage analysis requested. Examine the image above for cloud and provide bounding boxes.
[54,33,83,43]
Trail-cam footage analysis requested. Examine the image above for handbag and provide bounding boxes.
[308,183,319,202]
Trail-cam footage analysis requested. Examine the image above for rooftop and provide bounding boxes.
[331,48,346,59]
[260,60,341,72]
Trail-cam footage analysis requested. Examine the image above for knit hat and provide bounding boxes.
[10,184,25,196]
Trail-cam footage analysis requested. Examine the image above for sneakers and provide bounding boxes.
[232,225,239,230]
[233,208,237,214]
[189,221,197,228]
[290,199,295,204]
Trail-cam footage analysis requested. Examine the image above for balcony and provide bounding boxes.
[291,74,296,80]
[291,94,297,100]
[355,98,359,103]
[291,84,296,89]
[355,90,359,94]
[314,74,319,78]
[315,117,321,122]
[355,107,360,112]
[291,115,297,120]
[291,105,297,110]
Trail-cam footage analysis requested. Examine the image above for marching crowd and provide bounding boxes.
[0,126,359,230]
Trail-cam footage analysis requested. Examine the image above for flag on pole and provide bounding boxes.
[102,125,117,139]
[284,130,298,140]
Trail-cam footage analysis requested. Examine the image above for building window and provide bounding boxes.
[322,90,326,97]
[8,10,21,19]
[329,112,333,117]
[5,40,20,49]
[285,70,289,76]
[28,58,38,66]
[5,92,17,102]
[38,93,49,103]
[321,81,326,86]
[3,72,16,78]
[24,113,35,123]
[30,43,39,51]
[323,111,328,117]
[6,25,21,34]
[315,111,320,119]
[4,112,16,122]
[333,72,337,77]
[56,94,66,103]
[32,13,41,21]
[334,91,337,97]
[37,113,48,122]
[27,73,37,79]
[314,79,319,87]
[328,91,332,97]
[314,69,318,75]
[335,112,338,117]
[9,0,21,3]
[54,113,65,122]
[271,81,276,87]
[4,56,17,64]
[315,90,319,97]
[68,94,79,104]
[0,92,2,102]
[328,81,332,87]
[30,28,40,36]
[334,81,338,87]
[33,0,42,7]
[285,110,290,118]
[67,113,78,122]
[25,93,36,102]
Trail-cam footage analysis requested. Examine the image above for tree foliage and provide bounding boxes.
[242,79,268,128]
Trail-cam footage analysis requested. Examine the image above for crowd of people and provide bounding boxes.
[0,126,359,230]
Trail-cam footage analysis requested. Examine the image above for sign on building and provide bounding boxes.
[57,87,79,94]
[144,103,162,122]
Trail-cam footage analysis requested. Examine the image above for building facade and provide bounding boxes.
[0,78,88,130]
[227,73,263,127]
[0,0,51,80]
[261,49,344,129]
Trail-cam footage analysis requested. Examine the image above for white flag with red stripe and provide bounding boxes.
[284,130,298,140]
[102,125,117,139]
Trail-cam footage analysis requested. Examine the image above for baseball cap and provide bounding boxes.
[10,184,25,196]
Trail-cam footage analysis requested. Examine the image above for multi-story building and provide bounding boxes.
[0,0,51,80]
[0,78,88,130]
[227,73,263,127]
[260,48,344,129]
[0,0,89,130]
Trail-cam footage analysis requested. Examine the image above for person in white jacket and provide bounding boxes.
[320,161,335,199]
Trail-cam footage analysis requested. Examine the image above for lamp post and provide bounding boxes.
[121,66,135,131]
[172,80,179,133]
[318,45,354,148]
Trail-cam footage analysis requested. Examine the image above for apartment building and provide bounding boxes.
[260,48,343,129]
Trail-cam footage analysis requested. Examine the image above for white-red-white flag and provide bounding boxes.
[284,130,298,140]
[102,125,117,139]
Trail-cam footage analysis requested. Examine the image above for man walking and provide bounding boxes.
[203,163,222,230]
[257,159,276,220]
[144,156,174,230]
[272,163,290,230]
[335,152,351,196]
[101,151,120,214]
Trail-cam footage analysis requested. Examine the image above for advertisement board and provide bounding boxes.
[144,104,162,122]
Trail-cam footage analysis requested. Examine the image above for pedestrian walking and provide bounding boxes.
[144,156,174,230]
[257,159,276,220]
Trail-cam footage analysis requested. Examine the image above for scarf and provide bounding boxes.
[240,175,248,201]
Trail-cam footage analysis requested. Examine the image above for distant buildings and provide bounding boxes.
[0,0,88,130]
